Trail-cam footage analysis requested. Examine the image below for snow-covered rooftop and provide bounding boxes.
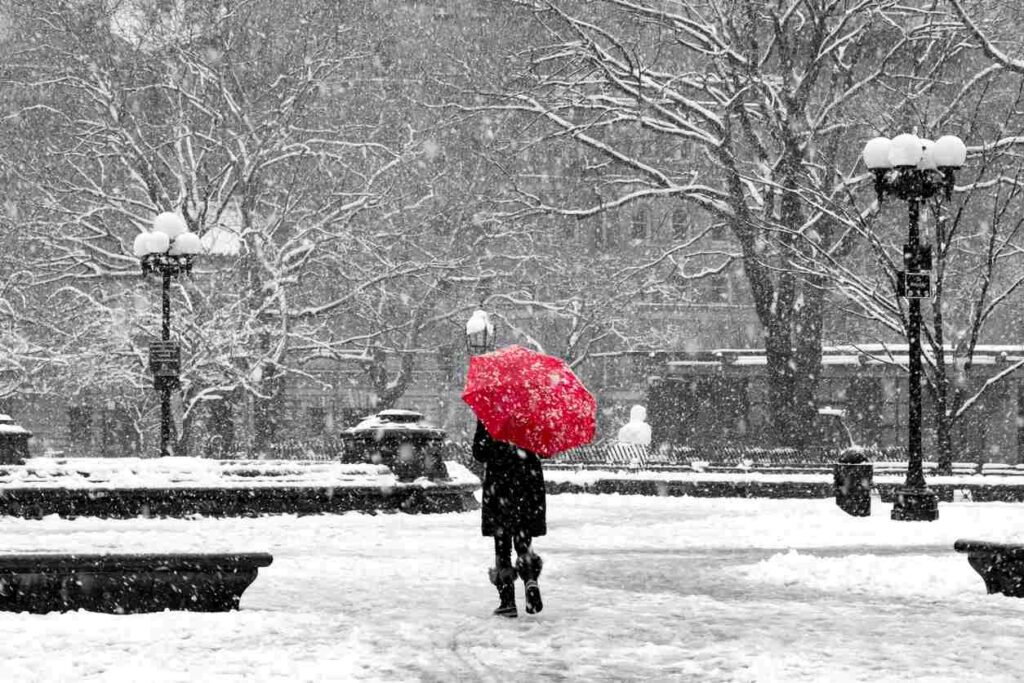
[666,348,1024,373]
[0,415,30,435]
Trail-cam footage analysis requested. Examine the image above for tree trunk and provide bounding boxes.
[253,366,283,453]
[764,331,798,446]
[362,294,436,410]
[743,253,823,448]
[210,399,235,457]
[934,405,955,475]
[792,277,826,450]
[365,347,416,411]
[930,358,955,476]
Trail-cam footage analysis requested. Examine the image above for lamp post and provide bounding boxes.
[861,133,967,521]
[133,212,203,457]
[465,309,495,356]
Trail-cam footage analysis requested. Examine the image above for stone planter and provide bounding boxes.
[0,552,273,613]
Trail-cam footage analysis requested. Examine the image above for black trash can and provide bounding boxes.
[0,415,31,465]
[834,449,872,517]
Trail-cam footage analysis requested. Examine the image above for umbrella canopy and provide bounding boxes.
[461,345,597,457]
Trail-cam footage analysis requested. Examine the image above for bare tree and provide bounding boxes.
[784,1,1024,471]
[0,0,462,452]
[463,0,974,445]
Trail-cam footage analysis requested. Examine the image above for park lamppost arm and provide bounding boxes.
[861,133,967,521]
[133,212,202,457]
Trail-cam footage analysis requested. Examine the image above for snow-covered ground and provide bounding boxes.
[3,493,1024,681]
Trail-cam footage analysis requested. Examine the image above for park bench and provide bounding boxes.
[0,552,272,613]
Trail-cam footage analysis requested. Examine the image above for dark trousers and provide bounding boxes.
[493,530,532,570]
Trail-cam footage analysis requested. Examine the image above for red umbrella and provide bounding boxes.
[461,345,597,457]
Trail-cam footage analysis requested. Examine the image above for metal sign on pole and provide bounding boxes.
[897,271,931,299]
[149,340,181,390]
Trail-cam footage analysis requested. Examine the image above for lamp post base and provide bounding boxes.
[890,486,939,521]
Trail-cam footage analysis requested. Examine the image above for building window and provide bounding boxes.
[307,406,327,435]
[432,1,453,20]
[672,208,687,240]
[68,406,92,450]
[729,264,749,304]
[594,216,610,249]
[561,218,576,241]
[707,274,729,303]
[436,343,458,383]
[630,208,648,240]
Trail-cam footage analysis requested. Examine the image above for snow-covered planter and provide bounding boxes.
[339,410,449,482]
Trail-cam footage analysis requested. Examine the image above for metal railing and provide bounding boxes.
[216,439,1024,477]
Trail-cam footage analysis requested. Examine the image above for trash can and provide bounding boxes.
[339,409,449,482]
[834,448,872,517]
[0,414,31,465]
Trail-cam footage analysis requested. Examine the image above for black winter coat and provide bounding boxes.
[472,420,547,538]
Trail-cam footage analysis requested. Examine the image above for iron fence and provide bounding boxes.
[208,440,1021,478]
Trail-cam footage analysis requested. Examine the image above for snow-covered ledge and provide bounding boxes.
[0,459,480,518]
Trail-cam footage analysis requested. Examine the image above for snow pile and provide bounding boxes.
[435,461,478,487]
[731,548,978,599]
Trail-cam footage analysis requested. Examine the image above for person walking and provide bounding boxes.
[472,419,546,618]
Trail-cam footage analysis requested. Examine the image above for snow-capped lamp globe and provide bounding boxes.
[933,135,968,200]
[887,133,923,168]
[862,133,966,203]
[133,211,203,277]
[465,309,495,355]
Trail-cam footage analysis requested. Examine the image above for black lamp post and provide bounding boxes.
[862,133,967,521]
[465,309,495,356]
[133,212,202,457]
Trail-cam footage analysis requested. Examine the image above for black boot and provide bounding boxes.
[488,566,518,618]
[516,553,543,614]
